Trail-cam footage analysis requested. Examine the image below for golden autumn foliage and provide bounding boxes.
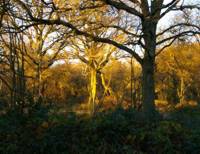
[156,43,200,108]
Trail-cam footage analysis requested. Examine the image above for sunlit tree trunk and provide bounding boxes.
[89,68,97,115]
[100,73,112,96]
[178,77,185,104]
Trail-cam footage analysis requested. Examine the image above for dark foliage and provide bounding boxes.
[0,106,200,154]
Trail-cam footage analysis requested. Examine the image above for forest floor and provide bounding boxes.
[0,104,200,154]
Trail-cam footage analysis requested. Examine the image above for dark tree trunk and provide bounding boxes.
[142,57,157,119]
[141,20,158,120]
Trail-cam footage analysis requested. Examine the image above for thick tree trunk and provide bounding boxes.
[142,57,157,119]
[141,20,158,120]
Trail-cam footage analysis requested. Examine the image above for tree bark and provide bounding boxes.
[142,57,157,119]
[141,20,158,120]
[89,68,97,115]
[178,76,185,103]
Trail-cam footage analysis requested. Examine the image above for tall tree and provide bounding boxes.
[70,37,117,114]
[21,25,66,102]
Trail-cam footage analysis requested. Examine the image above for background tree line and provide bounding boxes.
[0,36,200,114]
